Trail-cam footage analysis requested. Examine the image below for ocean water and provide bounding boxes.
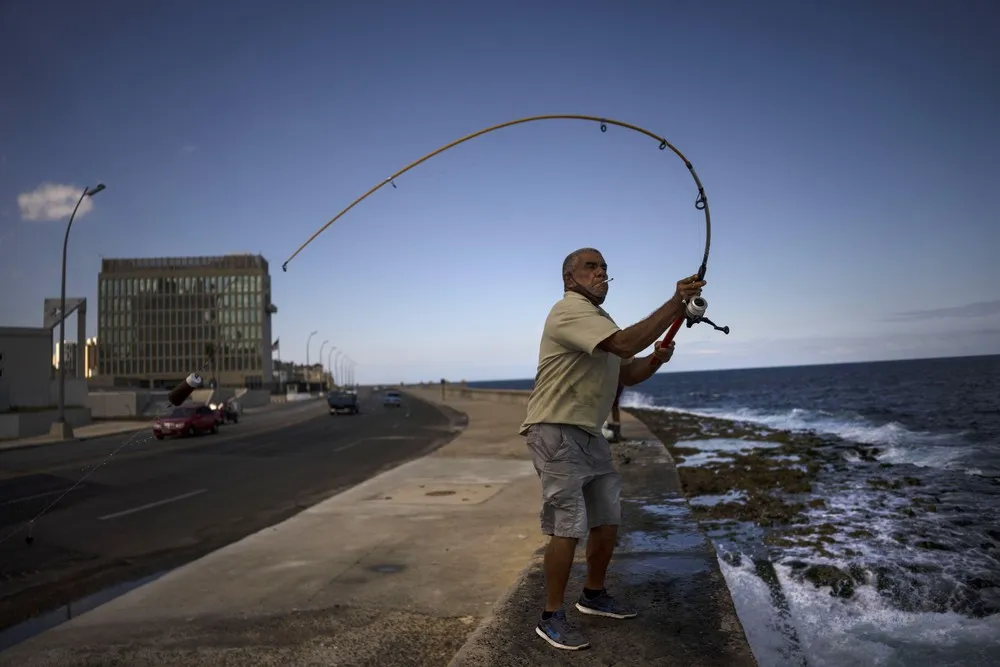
[469,355,1000,666]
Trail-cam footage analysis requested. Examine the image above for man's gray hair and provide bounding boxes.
[562,247,601,280]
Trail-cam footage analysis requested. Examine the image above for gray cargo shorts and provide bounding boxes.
[524,423,622,540]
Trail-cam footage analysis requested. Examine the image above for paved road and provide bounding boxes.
[0,389,462,636]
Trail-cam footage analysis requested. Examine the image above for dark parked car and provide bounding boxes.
[153,405,219,439]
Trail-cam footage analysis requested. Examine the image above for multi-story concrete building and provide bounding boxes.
[95,254,278,389]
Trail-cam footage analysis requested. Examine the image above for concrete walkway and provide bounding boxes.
[0,392,546,666]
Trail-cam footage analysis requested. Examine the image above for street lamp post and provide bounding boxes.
[344,355,355,388]
[334,350,343,388]
[53,183,105,439]
[317,340,328,390]
[306,330,317,366]
[327,346,336,389]
[305,330,317,390]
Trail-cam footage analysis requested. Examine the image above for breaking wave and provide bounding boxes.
[619,389,985,475]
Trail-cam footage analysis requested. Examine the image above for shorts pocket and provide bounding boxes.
[526,424,572,464]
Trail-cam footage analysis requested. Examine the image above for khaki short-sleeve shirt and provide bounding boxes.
[520,291,633,437]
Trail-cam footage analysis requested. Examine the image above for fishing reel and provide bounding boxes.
[684,296,730,334]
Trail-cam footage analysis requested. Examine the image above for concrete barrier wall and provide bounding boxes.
[0,328,54,410]
[239,389,272,409]
[86,389,168,418]
[190,389,214,405]
[429,385,532,406]
[0,407,92,439]
[86,391,140,418]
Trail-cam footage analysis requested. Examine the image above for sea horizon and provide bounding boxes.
[458,351,1000,386]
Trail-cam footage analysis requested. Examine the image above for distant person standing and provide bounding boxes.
[520,247,700,651]
[603,382,626,443]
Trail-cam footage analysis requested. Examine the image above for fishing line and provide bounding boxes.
[280,114,730,356]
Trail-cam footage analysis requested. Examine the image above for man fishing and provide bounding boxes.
[520,247,705,651]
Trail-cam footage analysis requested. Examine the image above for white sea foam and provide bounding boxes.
[718,554,1000,667]
[619,389,977,473]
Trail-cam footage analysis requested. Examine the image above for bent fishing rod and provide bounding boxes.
[281,114,729,362]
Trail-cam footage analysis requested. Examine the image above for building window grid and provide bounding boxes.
[97,270,266,382]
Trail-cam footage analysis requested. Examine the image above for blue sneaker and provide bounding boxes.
[535,608,590,650]
[575,589,637,619]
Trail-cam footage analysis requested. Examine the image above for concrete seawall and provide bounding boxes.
[428,384,533,406]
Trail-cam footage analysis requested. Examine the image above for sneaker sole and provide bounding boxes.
[575,602,638,619]
[535,626,590,651]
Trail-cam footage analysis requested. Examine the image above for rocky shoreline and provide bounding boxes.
[624,407,1000,617]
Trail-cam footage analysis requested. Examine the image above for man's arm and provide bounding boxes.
[619,353,663,386]
[598,297,685,359]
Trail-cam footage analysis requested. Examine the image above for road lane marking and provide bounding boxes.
[332,440,363,452]
[97,488,207,521]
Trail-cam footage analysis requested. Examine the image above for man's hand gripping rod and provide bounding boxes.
[648,269,730,367]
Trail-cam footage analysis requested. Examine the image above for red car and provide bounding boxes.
[153,405,219,440]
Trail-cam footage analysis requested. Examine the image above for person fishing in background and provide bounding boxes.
[605,383,625,443]
[520,247,701,651]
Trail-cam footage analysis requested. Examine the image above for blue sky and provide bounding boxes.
[1,0,998,384]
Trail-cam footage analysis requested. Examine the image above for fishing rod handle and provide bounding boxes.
[649,318,684,367]
[168,373,204,406]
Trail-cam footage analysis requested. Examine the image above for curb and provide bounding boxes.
[447,548,546,667]
[0,427,149,453]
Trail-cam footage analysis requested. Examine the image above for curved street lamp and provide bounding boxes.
[317,340,328,390]
[343,355,356,387]
[305,330,317,366]
[54,183,106,439]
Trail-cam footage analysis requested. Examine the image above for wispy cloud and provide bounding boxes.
[887,299,1000,322]
[181,144,197,153]
[17,182,94,222]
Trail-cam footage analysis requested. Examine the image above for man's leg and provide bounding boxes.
[543,535,578,612]
[584,524,618,591]
[576,468,637,619]
[525,425,591,650]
